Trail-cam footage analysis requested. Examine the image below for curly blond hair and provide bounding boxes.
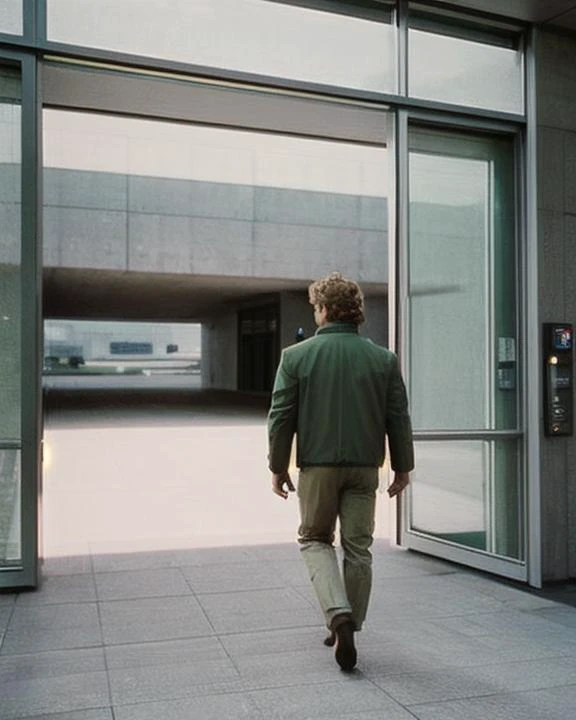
[308,272,365,325]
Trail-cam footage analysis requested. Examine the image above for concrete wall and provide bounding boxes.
[201,313,237,391]
[43,169,388,285]
[536,28,576,581]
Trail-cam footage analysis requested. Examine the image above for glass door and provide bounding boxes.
[401,123,525,581]
[0,56,42,590]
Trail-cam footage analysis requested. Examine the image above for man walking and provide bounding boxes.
[267,272,414,672]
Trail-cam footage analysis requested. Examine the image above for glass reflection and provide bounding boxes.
[411,440,521,559]
[0,450,21,567]
[409,28,524,114]
[411,441,487,550]
[409,150,490,431]
[0,67,22,570]
[0,0,23,35]
[0,70,21,442]
[408,129,518,432]
[48,0,396,93]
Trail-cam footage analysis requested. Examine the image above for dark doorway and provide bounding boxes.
[238,304,280,394]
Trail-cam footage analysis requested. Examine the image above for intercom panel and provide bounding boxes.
[543,323,573,437]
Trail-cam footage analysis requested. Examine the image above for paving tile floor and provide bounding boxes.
[3,390,576,719]
[2,542,576,720]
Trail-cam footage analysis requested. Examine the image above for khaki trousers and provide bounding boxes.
[297,466,379,630]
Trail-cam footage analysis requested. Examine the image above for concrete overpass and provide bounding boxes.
[40,167,389,392]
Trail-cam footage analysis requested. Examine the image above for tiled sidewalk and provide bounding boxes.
[2,541,576,720]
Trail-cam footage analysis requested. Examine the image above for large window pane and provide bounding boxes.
[0,0,22,35]
[0,67,21,442]
[408,129,518,432]
[0,64,21,571]
[0,449,21,567]
[411,439,521,559]
[408,10,524,114]
[406,125,522,564]
[47,0,397,94]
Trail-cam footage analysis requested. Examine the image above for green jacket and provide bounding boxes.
[267,323,414,473]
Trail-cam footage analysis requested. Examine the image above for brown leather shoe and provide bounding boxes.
[323,629,336,647]
[324,618,357,647]
[331,614,357,672]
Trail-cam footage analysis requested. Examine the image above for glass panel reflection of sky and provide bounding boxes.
[0,0,23,35]
[409,149,489,432]
[409,29,524,114]
[47,0,396,94]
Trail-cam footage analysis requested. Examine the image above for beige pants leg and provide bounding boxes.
[297,466,378,630]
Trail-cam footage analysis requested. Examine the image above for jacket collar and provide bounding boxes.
[315,323,359,336]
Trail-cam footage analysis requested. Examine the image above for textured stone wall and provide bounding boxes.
[537,28,576,580]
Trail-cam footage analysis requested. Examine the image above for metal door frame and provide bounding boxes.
[0,48,42,590]
[394,107,537,585]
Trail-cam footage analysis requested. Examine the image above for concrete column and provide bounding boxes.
[201,313,237,391]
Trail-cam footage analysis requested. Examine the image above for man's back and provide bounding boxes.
[268,323,413,472]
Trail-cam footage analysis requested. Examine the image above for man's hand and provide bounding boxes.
[387,472,410,498]
[272,471,295,499]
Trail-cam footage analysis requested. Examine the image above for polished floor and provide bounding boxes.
[1,392,576,719]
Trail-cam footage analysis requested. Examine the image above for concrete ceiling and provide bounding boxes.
[43,269,307,321]
[444,0,576,30]
[43,268,386,321]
